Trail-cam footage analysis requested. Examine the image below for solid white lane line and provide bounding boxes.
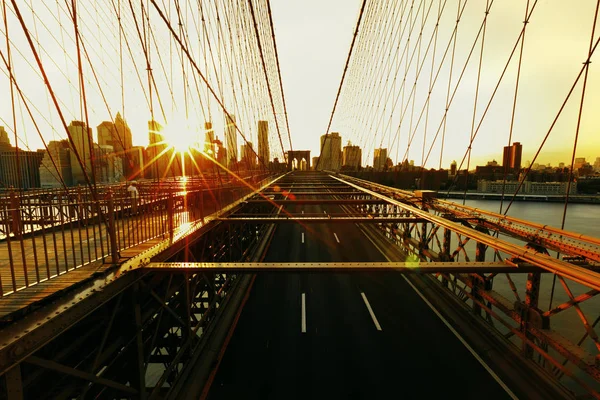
[361,292,382,331]
[301,293,307,333]
[301,232,305,243]
[333,233,340,243]
[401,276,518,399]
[361,230,518,399]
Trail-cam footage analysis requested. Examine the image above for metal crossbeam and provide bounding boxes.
[216,216,426,223]
[143,261,542,273]
[261,191,366,196]
[246,199,386,204]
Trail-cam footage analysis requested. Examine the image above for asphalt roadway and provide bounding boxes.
[207,196,516,399]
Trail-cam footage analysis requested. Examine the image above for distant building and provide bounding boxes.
[502,142,522,171]
[68,120,94,185]
[477,180,577,195]
[0,126,10,150]
[240,142,257,169]
[342,142,361,170]
[373,148,388,171]
[130,146,145,180]
[574,157,587,170]
[594,157,600,172]
[450,160,457,176]
[257,120,269,166]
[319,132,342,171]
[148,120,170,179]
[225,114,237,166]
[0,147,44,189]
[96,145,123,183]
[97,112,133,178]
[204,122,215,155]
[475,164,506,181]
[39,140,72,188]
[214,137,227,166]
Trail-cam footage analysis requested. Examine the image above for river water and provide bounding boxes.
[459,199,600,238]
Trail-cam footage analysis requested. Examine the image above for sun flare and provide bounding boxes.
[161,120,200,153]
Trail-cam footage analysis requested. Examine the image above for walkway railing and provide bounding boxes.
[0,172,275,296]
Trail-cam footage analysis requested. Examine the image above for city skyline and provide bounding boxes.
[2,119,597,174]
[1,2,600,170]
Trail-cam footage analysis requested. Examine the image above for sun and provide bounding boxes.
[161,119,200,153]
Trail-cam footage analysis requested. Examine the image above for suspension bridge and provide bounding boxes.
[0,0,600,399]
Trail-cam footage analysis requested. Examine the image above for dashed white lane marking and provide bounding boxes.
[301,232,305,243]
[301,293,307,333]
[323,210,327,214]
[333,233,340,243]
[361,292,382,331]
[302,210,304,214]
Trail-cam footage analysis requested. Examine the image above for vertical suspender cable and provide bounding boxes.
[316,0,368,171]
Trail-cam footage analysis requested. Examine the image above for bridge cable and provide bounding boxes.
[443,1,537,196]
[501,19,600,216]
[266,0,293,156]
[2,0,22,193]
[8,0,113,234]
[461,0,490,206]
[548,0,600,312]
[316,0,368,171]
[149,0,269,174]
[498,0,530,214]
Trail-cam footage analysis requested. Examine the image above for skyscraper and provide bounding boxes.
[502,142,522,171]
[68,120,94,184]
[39,140,72,187]
[0,126,10,150]
[148,120,168,179]
[97,112,133,178]
[373,148,388,171]
[319,132,342,171]
[204,121,215,156]
[225,114,237,166]
[214,136,227,165]
[0,147,44,189]
[257,120,269,166]
[241,142,256,170]
[312,157,319,170]
[342,142,361,170]
[130,146,145,179]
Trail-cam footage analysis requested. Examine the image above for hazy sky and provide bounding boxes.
[270,1,600,168]
[270,0,362,154]
[1,1,600,169]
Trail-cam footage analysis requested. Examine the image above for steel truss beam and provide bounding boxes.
[143,261,544,273]
[216,216,427,224]
[337,173,600,263]
[262,191,365,196]
[245,199,387,204]
[331,175,600,291]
